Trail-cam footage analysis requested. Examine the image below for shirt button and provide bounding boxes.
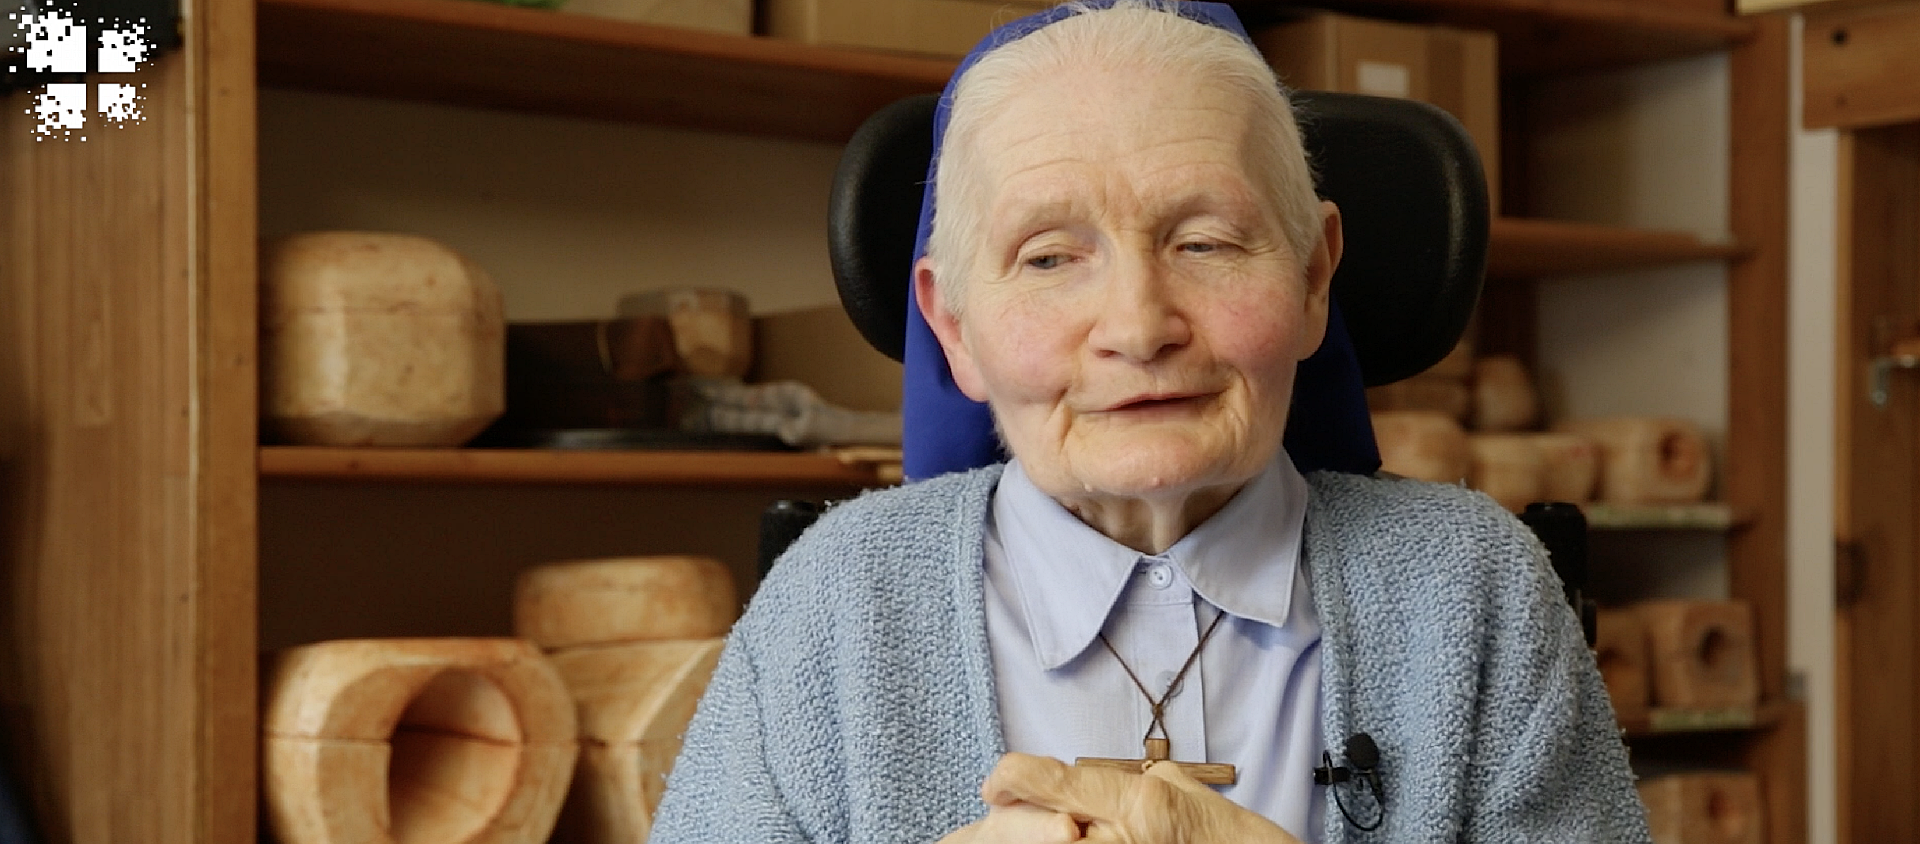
[1146,563,1174,589]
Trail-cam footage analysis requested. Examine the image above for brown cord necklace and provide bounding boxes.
[1073,608,1238,785]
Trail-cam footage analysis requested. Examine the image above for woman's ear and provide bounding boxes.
[1296,200,1344,361]
[914,257,990,402]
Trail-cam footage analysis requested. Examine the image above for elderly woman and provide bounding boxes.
[650,2,1649,842]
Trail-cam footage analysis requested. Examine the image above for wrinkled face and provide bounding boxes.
[919,64,1337,507]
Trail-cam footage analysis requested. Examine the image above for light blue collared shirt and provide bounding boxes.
[982,454,1325,841]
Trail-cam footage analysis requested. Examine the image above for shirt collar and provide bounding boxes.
[989,453,1311,670]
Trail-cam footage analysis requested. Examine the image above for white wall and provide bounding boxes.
[258,89,848,320]
[1788,13,1840,844]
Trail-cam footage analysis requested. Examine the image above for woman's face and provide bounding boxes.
[918,64,1339,508]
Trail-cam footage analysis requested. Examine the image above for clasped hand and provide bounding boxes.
[936,753,1304,844]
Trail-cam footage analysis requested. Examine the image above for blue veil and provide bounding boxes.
[899,1,1381,481]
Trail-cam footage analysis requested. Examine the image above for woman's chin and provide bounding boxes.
[1056,435,1260,501]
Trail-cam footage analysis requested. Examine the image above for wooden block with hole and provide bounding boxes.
[1636,600,1759,710]
[262,638,579,844]
[1593,608,1651,721]
[1638,772,1765,844]
[515,556,740,844]
[544,640,726,843]
[1556,416,1713,505]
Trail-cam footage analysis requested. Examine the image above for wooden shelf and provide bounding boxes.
[1235,0,1755,76]
[259,446,885,487]
[1583,501,1750,530]
[1488,217,1746,278]
[1620,699,1789,738]
[256,0,955,142]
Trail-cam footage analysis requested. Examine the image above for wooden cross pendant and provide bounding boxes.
[1076,737,1238,785]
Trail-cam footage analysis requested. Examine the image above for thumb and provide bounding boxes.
[1142,760,1215,796]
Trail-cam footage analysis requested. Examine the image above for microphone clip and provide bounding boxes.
[1314,734,1386,832]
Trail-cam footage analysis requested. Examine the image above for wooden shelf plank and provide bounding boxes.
[259,446,884,486]
[256,0,955,142]
[1583,501,1750,530]
[1235,0,1755,76]
[1620,699,1788,738]
[1488,217,1747,278]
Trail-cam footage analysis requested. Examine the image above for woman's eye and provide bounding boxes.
[1178,241,1220,255]
[1025,253,1067,270]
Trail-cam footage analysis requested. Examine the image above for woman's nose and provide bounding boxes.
[1088,252,1191,363]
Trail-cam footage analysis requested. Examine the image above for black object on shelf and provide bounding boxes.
[759,500,823,580]
[1521,502,1597,647]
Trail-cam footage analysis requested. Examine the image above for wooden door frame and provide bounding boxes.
[0,0,256,838]
[1834,121,1920,844]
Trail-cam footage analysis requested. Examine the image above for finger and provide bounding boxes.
[1143,759,1215,795]
[974,803,1085,843]
[982,754,1142,822]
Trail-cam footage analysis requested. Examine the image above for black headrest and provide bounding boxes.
[828,91,1487,387]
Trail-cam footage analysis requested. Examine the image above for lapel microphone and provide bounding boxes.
[1312,733,1385,831]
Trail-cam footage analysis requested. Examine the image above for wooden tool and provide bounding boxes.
[1469,355,1538,432]
[262,232,505,448]
[1638,772,1764,844]
[514,556,738,650]
[1556,417,1713,505]
[1593,608,1651,720]
[546,640,726,843]
[263,638,579,844]
[1372,411,1469,484]
[1466,434,1544,512]
[1637,600,1759,710]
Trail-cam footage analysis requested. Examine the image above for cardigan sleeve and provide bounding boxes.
[1461,535,1653,843]
[648,634,814,844]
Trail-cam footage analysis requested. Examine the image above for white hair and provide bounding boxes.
[924,0,1321,314]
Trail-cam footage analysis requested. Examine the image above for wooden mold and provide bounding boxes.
[1638,772,1764,844]
[1637,600,1759,710]
[546,640,726,843]
[262,638,580,844]
[1593,608,1651,721]
[513,555,739,650]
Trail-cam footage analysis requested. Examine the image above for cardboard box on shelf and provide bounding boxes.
[762,0,1052,58]
[1254,14,1500,206]
[561,0,752,34]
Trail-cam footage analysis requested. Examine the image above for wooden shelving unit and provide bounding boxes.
[1583,501,1750,531]
[259,445,883,487]
[1240,0,1754,75]
[0,0,1798,841]
[1487,218,1745,279]
[256,0,953,142]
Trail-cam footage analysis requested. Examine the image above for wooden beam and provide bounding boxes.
[1804,2,1920,130]
[1727,15,1805,844]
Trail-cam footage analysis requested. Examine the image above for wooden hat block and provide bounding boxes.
[1592,608,1651,722]
[1638,772,1764,844]
[1638,600,1760,710]
[545,640,726,843]
[514,556,739,844]
[263,638,579,844]
[1556,416,1712,504]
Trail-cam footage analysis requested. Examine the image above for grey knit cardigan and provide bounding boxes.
[649,465,1651,844]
